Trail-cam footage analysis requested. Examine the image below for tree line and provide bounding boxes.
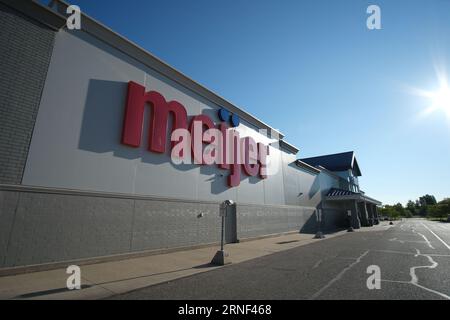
[380,194,450,221]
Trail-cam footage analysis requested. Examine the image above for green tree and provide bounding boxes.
[381,205,400,220]
[403,210,413,218]
[415,200,421,210]
[382,196,446,220]
[406,200,416,215]
[430,198,450,220]
[416,195,437,217]
[428,204,445,220]
[419,194,437,206]
[393,203,405,216]
[438,198,450,212]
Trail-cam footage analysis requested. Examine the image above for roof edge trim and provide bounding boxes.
[45,0,285,139]
[294,160,321,174]
[1,0,66,30]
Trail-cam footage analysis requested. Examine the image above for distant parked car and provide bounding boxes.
[447,214,450,222]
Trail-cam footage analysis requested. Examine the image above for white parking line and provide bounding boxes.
[380,249,450,300]
[412,229,435,250]
[421,222,450,252]
[388,237,431,248]
[309,250,369,300]
[410,249,450,300]
[373,249,450,257]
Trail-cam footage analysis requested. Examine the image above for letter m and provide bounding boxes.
[121,81,188,153]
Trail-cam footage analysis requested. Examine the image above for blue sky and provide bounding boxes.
[67,0,450,205]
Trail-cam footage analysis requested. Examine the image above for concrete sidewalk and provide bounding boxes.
[0,223,392,300]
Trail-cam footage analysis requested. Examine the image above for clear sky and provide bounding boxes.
[67,0,450,205]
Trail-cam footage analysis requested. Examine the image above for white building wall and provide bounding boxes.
[22,29,317,206]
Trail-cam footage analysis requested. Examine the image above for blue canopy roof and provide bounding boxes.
[300,151,362,176]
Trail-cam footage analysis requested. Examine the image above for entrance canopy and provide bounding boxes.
[325,188,381,206]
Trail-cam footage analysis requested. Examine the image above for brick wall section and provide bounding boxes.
[0,3,56,184]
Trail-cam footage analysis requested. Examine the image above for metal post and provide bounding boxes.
[211,200,234,266]
[220,214,224,251]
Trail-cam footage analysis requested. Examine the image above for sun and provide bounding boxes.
[429,85,450,117]
[408,70,450,120]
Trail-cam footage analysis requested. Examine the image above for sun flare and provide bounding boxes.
[429,85,450,117]
[409,69,450,119]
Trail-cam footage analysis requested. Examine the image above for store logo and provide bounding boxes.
[121,81,270,187]
[218,108,240,127]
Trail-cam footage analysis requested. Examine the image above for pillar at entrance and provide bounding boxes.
[373,205,380,224]
[358,202,369,227]
[366,202,374,227]
[351,201,361,229]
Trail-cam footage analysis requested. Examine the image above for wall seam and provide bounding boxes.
[2,191,20,267]
[19,30,57,185]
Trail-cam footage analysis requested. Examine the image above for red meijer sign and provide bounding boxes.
[121,81,270,187]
